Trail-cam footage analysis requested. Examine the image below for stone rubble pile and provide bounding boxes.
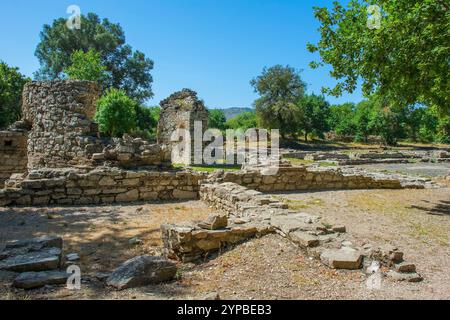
[91,134,168,168]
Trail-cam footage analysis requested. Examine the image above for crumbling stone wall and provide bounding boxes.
[22,81,104,169]
[157,89,209,164]
[0,168,207,206]
[0,130,28,187]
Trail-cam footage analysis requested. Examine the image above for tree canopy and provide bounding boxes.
[296,94,330,141]
[251,65,306,138]
[0,61,30,129]
[307,0,450,113]
[64,49,107,81]
[35,13,154,102]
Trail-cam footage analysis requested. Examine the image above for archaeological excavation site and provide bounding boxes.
[0,80,449,300]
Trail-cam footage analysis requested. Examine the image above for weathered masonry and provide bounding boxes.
[0,130,27,187]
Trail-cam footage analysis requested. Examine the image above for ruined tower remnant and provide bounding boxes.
[0,130,27,187]
[157,89,209,164]
[22,80,103,169]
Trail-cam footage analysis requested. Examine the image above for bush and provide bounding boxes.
[95,89,137,137]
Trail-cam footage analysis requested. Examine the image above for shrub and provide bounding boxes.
[95,88,137,137]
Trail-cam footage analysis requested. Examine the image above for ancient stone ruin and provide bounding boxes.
[157,88,209,165]
[0,129,27,187]
[1,79,443,290]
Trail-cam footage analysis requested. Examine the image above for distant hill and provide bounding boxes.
[217,107,254,120]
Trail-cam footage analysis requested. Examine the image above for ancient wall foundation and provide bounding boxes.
[0,130,28,187]
[214,165,430,192]
[0,168,207,206]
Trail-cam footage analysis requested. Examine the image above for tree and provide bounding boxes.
[367,96,407,146]
[250,65,306,138]
[95,88,137,137]
[208,109,227,131]
[406,107,438,143]
[226,111,257,131]
[328,103,357,136]
[134,105,160,139]
[296,94,330,141]
[35,13,154,102]
[64,49,107,81]
[0,61,30,129]
[354,100,373,142]
[308,0,449,113]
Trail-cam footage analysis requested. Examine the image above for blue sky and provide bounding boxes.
[0,0,363,108]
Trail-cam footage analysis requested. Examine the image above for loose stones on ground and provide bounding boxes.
[106,255,177,290]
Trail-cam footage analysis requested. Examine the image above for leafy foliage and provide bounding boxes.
[64,49,106,81]
[208,109,227,131]
[308,0,449,113]
[35,13,154,102]
[328,103,357,136]
[0,61,30,129]
[95,88,137,137]
[226,111,257,131]
[251,65,306,137]
[134,105,160,139]
[296,94,330,141]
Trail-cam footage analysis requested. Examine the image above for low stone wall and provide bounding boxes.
[0,168,207,206]
[200,182,287,217]
[216,166,409,192]
[161,220,273,262]
[0,130,28,187]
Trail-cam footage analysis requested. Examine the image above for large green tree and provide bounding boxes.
[308,0,449,113]
[251,65,306,138]
[35,13,154,102]
[0,62,30,129]
[296,94,330,141]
